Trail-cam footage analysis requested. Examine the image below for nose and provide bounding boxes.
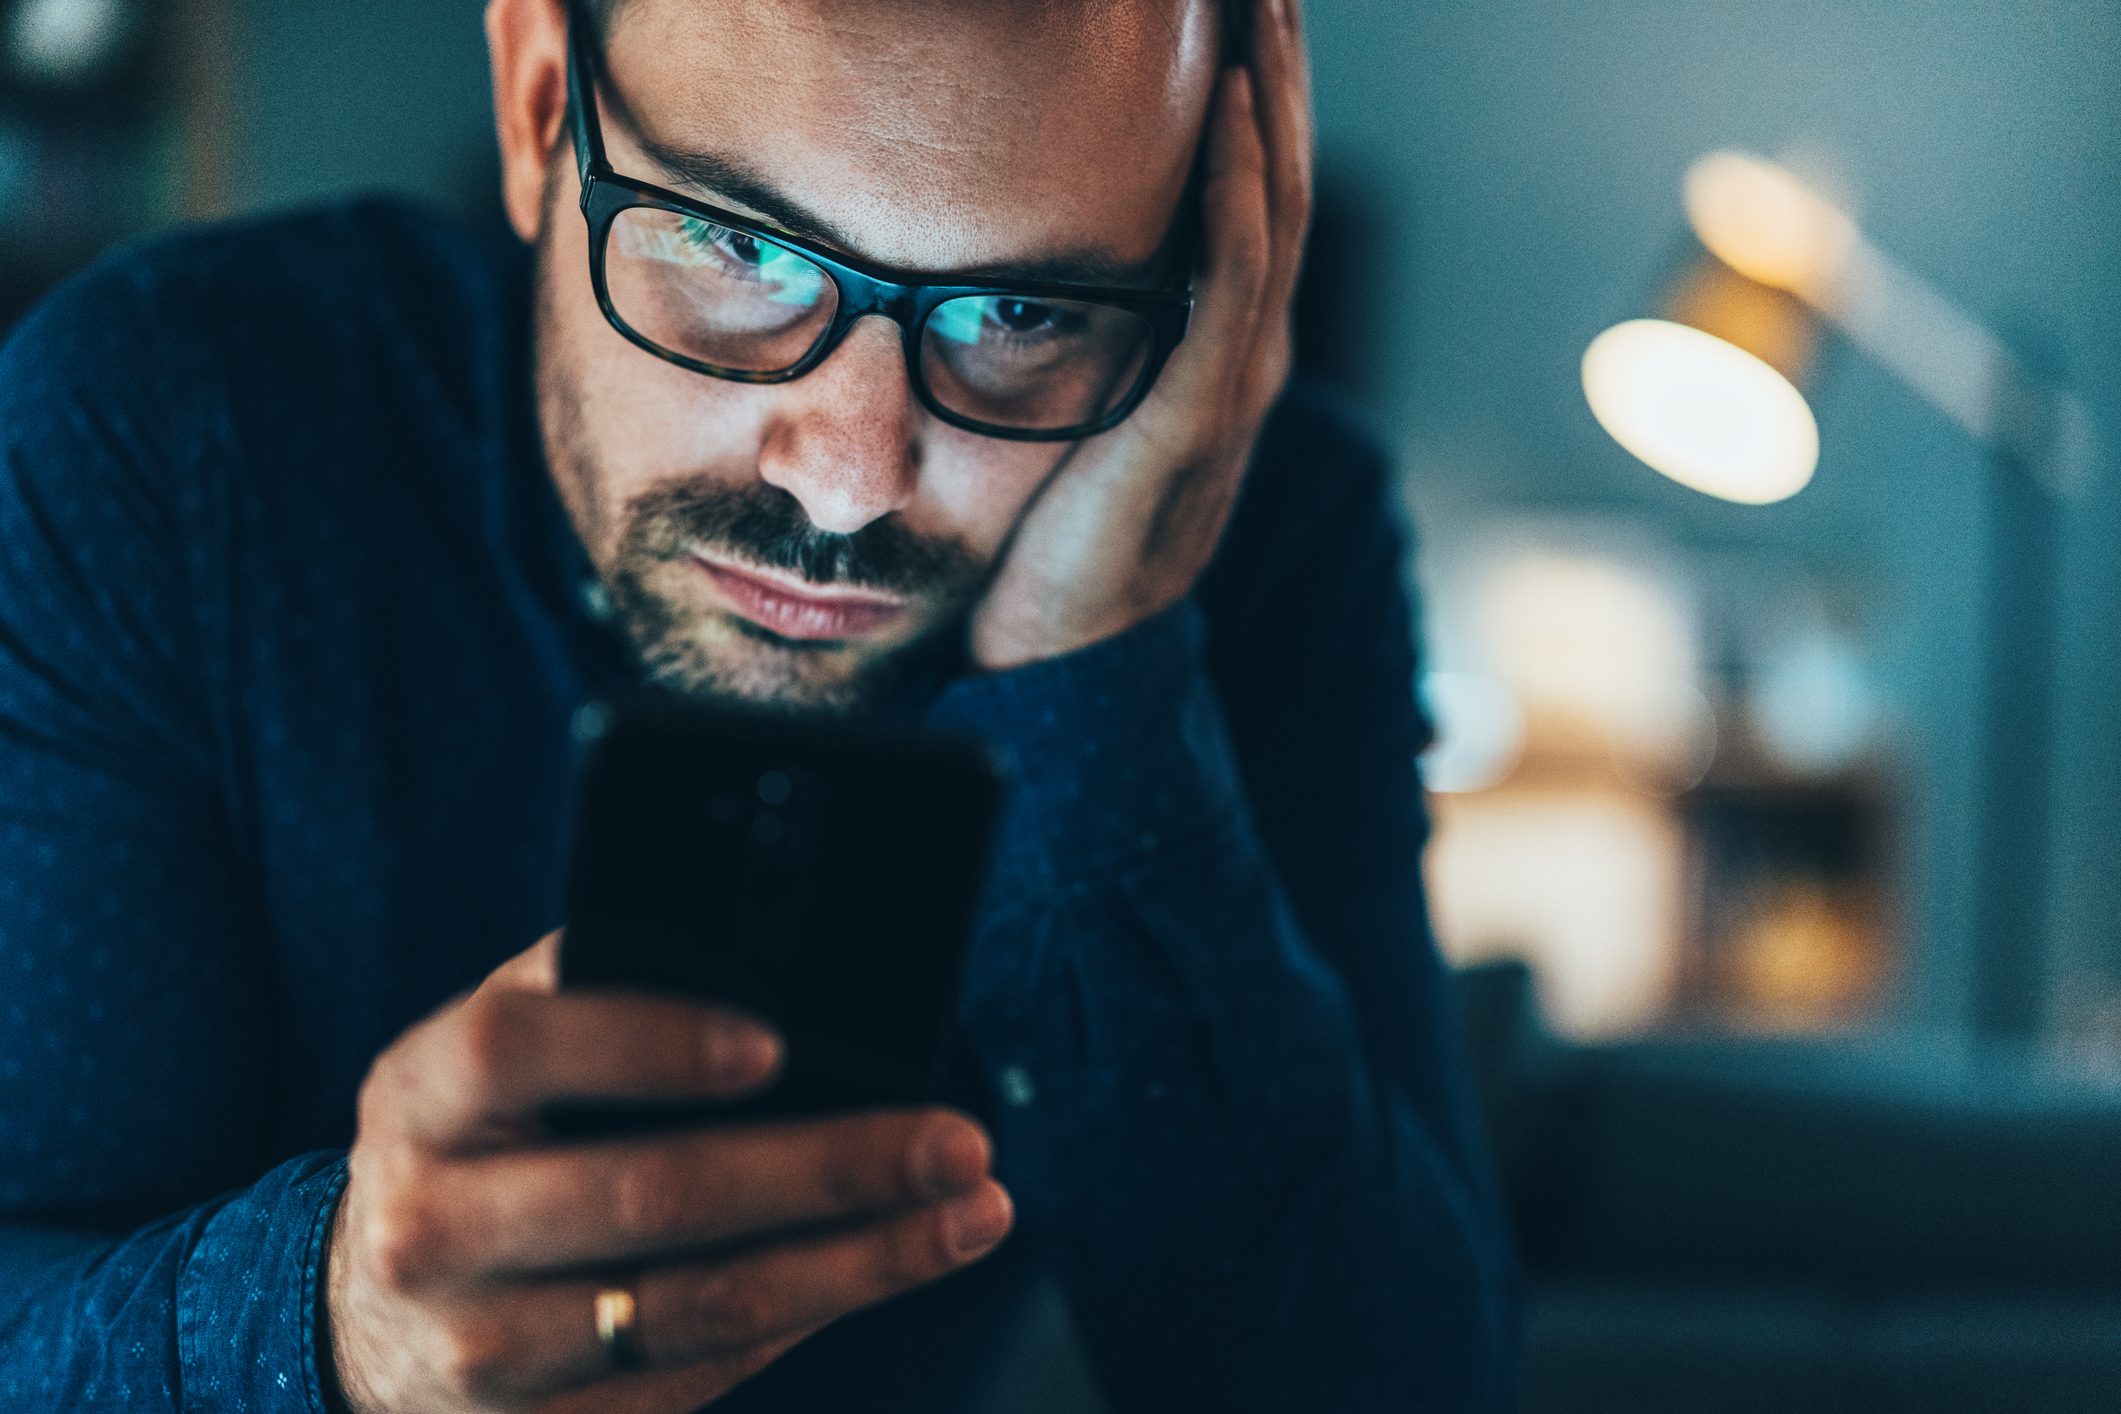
[756,316,921,535]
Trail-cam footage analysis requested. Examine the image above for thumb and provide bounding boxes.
[484,928,563,995]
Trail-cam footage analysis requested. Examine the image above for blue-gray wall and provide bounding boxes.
[1301,0,2119,1039]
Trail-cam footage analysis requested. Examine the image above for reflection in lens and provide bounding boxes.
[605,207,837,373]
[920,295,1153,432]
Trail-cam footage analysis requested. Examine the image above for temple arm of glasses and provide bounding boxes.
[563,1,603,191]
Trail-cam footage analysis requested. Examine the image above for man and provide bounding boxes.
[0,0,1517,1408]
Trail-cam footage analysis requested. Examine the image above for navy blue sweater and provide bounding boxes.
[0,199,1516,1412]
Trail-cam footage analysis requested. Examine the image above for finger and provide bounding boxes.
[486,929,564,995]
[381,986,784,1151]
[629,1178,1011,1370]
[1158,65,1271,409]
[510,1179,1014,1394]
[1251,0,1315,276]
[413,1106,994,1278]
[1230,0,1312,420]
[406,1289,831,1412]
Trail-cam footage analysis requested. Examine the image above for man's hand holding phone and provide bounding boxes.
[323,931,1013,1414]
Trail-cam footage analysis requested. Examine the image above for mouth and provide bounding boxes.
[686,550,911,643]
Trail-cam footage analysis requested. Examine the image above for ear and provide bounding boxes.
[486,0,571,243]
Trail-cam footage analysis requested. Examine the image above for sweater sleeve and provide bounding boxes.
[924,405,1521,1412]
[0,257,349,1412]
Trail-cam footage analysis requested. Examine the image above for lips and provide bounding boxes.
[688,553,910,642]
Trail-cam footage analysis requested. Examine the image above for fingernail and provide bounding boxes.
[917,1120,990,1199]
[719,1026,782,1084]
[945,1183,1013,1260]
[1270,0,1289,28]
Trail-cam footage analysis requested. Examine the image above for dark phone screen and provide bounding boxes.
[557,695,1005,1123]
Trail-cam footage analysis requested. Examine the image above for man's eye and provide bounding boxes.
[988,299,1060,334]
[929,297,1072,346]
[679,220,772,270]
[625,217,826,307]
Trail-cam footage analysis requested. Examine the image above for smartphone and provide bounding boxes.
[545,690,1006,1137]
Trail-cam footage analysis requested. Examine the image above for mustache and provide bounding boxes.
[622,479,986,597]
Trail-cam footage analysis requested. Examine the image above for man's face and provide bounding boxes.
[522,0,1217,713]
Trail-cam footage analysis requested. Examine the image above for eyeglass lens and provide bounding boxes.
[607,208,841,375]
[602,209,1157,433]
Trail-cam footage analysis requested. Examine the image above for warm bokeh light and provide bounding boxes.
[1582,319,1820,505]
[1726,878,1887,1030]
[1482,552,1699,756]
[1427,788,1683,1038]
[1683,150,1858,297]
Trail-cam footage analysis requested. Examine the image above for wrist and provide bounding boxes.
[317,1185,373,1414]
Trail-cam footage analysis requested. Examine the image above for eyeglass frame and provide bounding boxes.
[561,3,1197,443]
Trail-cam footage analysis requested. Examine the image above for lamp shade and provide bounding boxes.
[1583,325,1818,506]
[1584,249,1822,506]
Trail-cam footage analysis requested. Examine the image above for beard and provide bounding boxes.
[600,478,990,716]
[530,218,992,718]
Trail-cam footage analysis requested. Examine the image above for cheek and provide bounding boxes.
[586,351,763,479]
[548,250,767,534]
[912,432,1070,561]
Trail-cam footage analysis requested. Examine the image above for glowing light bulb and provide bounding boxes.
[1582,319,1819,505]
[1684,151,1858,298]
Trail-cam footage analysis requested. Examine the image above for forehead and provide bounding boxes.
[601,0,1219,273]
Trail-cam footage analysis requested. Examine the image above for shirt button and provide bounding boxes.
[998,1065,1036,1109]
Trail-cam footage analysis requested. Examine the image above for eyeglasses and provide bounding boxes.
[562,6,1194,442]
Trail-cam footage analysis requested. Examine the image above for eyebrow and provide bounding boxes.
[615,116,1171,289]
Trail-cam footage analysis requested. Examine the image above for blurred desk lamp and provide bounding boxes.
[1582,152,2096,1038]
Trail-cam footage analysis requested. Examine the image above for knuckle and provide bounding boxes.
[821,1146,883,1215]
[1137,419,1206,477]
[365,1195,439,1291]
[354,1051,407,1133]
[816,1119,903,1213]
[1286,191,1315,240]
[448,995,521,1104]
[432,1317,513,1401]
[896,1211,961,1287]
[610,1150,689,1244]
[683,1014,740,1087]
[1255,344,1294,406]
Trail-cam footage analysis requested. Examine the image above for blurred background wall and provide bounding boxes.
[1300,0,2120,1059]
[5,1,2118,1409]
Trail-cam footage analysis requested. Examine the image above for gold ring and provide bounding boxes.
[594,1284,644,1370]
